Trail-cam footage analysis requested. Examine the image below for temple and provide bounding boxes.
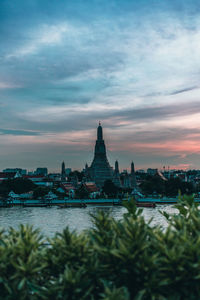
[85,122,137,189]
[61,161,66,181]
[88,122,113,187]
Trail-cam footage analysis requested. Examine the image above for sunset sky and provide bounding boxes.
[1,0,200,172]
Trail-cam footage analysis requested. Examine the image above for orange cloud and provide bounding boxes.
[108,139,200,157]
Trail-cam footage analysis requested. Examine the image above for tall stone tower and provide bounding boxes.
[61,161,66,181]
[88,122,113,187]
[115,160,119,174]
[130,161,137,188]
[113,160,121,187]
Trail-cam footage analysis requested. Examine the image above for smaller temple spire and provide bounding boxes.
[115,160,119,174]
[130,161,137,188]
[61,161,66,181]
[131,161,135,174]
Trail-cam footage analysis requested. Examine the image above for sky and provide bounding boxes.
[1,0,200,172]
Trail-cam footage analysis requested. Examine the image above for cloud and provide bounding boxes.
[112,101,200,121]
[170,86,199,95]
[0,129,40,136]
[5,22,87,58]
[0,81,21,89]
[1,0,200,169]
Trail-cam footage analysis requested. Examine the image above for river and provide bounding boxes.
[0,205,178,237]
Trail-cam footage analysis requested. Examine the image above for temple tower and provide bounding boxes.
[61,161,66,181]
[130,161,137,188]
[113,160,121,187]
[115,160,119,174]
[88,122,113,187]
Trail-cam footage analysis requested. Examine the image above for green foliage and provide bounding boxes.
[102,180,118,198]
[165,178,194,196]
[1,196,200,299]
[75,185,90,199]
[140,175,165,195]
[0,225,45,299]
[69,171,84,182]
[0,178,36,196]
[33,187,50,199]
[140,175,194,196]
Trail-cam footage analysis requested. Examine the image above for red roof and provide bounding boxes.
[61,183,75,191]
[0,173,8,178]
[84,182,99,193]
[23,175,45,179]
[0,172,16,178]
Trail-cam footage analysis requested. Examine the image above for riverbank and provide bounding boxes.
[0,198,122,207]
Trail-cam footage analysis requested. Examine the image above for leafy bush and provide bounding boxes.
[140,175,194,196]
[1,196,200,299]
[0,178,36,196]
[33,187,51,199]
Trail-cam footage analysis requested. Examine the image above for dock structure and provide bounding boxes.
[0,198,123,207]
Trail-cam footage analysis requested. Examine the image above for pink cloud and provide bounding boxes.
[108,139,200,157]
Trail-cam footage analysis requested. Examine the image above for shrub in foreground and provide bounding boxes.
[0,196,200,299]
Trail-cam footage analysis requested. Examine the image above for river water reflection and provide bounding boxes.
[0,205,178,237]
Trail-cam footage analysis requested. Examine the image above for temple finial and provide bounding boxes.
[97,121,103,140]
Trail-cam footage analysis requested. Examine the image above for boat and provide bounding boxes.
[136,202,156,208]
[22,203,51,207]
[57,202,87,208]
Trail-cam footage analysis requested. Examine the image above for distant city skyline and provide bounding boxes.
[1,0,200,171]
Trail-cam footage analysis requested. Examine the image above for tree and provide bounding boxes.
[33,187,50,199]
[68,171,84,182]
[102,180,118,198]
[140,175,165,195]
[75,185,89,199]
[0,178,36,195]
[165,178,194,196]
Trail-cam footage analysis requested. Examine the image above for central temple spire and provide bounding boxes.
[88,122,113,187]
[97,121,103,141]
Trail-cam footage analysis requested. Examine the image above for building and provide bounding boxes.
[61,161,66,181]
[65,168,72,176]
[0,172,16,182]
[3,168,27,175]
[23,174,53,187]
[147,168,158,176]
[130,162,137,188]
[48,173,61,182]
[35,168,48,176]
[88,122,113,187]
[82,182,99,198]
[137,169,145,174]
[120,162,137,189]
[113,160,121,187]
[60,182,76,198]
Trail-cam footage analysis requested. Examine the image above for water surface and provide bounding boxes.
[0,205,178,237]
